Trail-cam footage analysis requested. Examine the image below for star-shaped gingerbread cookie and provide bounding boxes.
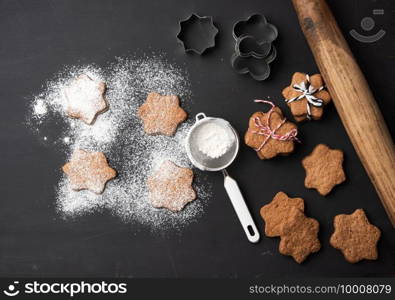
[330,209,381,263]
[282,72,331,122]
[147,160,196,212]
[245,105,298,160]
[302,144,345,196]
[138,92,187,136]
[279,207,321,263]
[62,149,117,194]
[260,191,305,237]
[64,74,108,125]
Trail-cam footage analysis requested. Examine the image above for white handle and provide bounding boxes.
[223,174,260,243]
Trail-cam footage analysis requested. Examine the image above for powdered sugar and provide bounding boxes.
[196,122,235,158]
[27,55,212,230]
[33,99,48,116]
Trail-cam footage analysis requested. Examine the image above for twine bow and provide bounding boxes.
[285,74,325,120]
[252,100,300,152]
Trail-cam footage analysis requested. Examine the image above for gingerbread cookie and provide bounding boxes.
[147,160,196,212]
[138,92,187,136]
[62,149,117,194]
[282,72,331,122]
[302,144,345,196]
[245,100,299,159]
[330,209,381,263]
[64,74,107,125]
[279,207,321,263]
[260,192,305,237]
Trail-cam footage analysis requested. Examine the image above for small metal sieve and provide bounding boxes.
[186,113,260,243]
[186,113,239,171]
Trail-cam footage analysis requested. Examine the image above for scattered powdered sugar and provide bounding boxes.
[33,99,48,116]
[27,55,212,230]
[196,122,235,159]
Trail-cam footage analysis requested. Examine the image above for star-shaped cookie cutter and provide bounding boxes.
[177,14,219,55]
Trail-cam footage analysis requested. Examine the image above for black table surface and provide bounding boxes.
[0,0,394,278]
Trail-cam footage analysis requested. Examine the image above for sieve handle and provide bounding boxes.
[223,172,260,243]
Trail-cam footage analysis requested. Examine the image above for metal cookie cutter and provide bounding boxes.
[230,14,279,81]
[177,14,219,55]
[233,14,278,43]
[235,35,272,59]
[231,46,277,81]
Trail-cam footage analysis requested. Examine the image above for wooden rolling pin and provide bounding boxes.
[292,0,395,227]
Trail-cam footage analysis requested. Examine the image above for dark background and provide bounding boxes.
[0,0,394,278]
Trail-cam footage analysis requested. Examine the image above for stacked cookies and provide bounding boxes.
[260,192,321,263]
[282,72,332,122]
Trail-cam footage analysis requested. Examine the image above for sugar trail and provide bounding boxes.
[27,55,212,230]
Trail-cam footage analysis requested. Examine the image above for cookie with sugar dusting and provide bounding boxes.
[330,209,381,263]
[302,144,346,196]
[260,191,305,237]
[64,74,108,125]
[138,92,187,136]
[62,149,117,194]
[279,207,321,263]
[147,160,196,212]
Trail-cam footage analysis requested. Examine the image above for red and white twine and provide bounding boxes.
[251,100,300,152]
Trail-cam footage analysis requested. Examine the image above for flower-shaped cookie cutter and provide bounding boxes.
[230,14,278,81]
[233,14,278,44]
[231,46,277,81]
[235,35,272,59]
[177,14,219,55]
